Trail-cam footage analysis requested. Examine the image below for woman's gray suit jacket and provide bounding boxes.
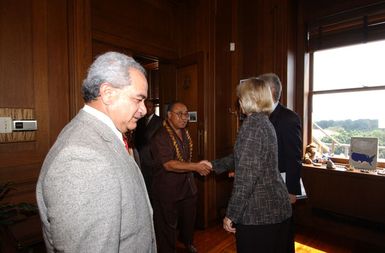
[212,112,292,226]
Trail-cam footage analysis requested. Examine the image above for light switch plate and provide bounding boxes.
[230,42,235,51]
[0,117,13,133]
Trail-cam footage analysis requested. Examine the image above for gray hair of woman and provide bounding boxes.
[237,77,273,115]
[82,52,147,102]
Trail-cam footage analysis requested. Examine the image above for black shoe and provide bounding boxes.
[185,244,197,253]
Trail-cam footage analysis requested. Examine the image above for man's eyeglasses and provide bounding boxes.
[171,111,189,119]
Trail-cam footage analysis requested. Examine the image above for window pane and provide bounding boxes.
[313,91,385,122]
[312,91,385,160]
[313,40,385,91]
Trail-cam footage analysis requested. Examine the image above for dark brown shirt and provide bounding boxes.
[150,122,197,202]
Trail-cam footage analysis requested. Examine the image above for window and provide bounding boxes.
[311,40,385,162]
[307,2,385,165]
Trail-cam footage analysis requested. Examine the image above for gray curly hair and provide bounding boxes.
[257,73,282,103]
[82,52,146,102]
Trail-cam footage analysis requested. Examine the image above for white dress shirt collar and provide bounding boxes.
[82,105,124,144]
[272,101,279,111]
[146,113,154,124]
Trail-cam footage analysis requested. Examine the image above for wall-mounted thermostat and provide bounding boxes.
[12,120,38,131]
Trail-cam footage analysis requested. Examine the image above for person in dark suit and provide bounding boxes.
[135,99,163,193]
[211,78,292,253]
[259,73,303,253]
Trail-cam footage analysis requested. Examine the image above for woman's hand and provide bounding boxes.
[223,217,236,233]
[289,194,297,204]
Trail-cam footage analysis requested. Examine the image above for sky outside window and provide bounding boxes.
[312,40,385,124]
[313,40,385,91]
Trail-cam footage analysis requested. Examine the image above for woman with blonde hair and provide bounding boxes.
[211,77,292,252]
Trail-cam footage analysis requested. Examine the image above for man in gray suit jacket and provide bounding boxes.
[36,52,157,252]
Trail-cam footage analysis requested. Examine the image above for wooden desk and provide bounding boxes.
[301,164,385,224]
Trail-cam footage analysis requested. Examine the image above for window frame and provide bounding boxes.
[308,48,385,168]
[305,2,385,168]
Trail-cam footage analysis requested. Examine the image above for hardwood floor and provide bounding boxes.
[176,221,385,253]
[6,221,385,253]
[5,200,385,253]
[23,221,385,253]
[176,224,236,253]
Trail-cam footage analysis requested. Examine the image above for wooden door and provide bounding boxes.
[176,55,207,228]
[176,64,200,162]
[158,53,208,228]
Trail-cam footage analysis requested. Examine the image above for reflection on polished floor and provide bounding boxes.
[177,222,383,253]
[6,199,385,253]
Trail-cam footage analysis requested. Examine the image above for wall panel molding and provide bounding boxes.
[68,0,92,117]
[92,30,178,60]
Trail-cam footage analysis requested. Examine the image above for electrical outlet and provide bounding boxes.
[0,117,13,133]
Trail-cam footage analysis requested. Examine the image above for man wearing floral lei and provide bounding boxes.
[151,101,212,253]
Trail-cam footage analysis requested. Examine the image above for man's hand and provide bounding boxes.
[289,194,297,204]
[199,160,212,168]
[223,217,236,233]
[195,160,212,176]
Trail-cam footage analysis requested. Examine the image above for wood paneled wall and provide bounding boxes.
[4,0,380,227]
[238,0,297,108]
[300,0,384,21]
[91,0,179,60]
[0,0,301,225]
[0,0,71,204]
[0,0,182,204]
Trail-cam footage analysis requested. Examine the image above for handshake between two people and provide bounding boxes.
[193,160,235,177]
[194,160,213,176]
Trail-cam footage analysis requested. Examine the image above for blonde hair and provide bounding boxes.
[237,78,273,115]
